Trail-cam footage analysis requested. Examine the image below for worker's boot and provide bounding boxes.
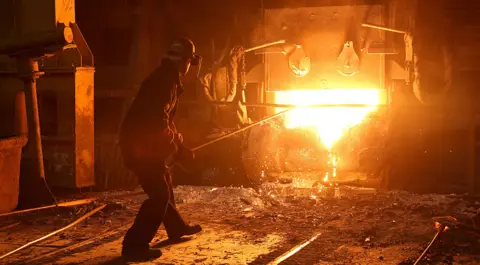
[168,224,202,241]
[121,247,162,262]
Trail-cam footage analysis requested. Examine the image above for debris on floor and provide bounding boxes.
[1,182,479,265]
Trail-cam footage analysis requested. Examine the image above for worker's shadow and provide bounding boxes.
[97,238,192,265]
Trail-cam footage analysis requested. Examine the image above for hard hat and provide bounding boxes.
[167,38,201,66]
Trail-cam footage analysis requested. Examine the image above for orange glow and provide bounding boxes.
[274,89,380,150]
[323,153,338,183]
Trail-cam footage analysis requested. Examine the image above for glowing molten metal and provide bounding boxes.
[274,89,381,150]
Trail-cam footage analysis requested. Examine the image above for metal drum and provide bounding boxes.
[0,136,27,213]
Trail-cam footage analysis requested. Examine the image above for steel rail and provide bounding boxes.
[0,198,97,217]
[18,218,135,265]
[0,204,106,261]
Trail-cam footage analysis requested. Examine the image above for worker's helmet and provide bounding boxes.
[166,38,201,66]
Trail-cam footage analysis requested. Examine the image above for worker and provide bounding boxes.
[118,37,203,262]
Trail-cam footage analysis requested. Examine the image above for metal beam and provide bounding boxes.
[182,100,386,109]
[263,0,384,9]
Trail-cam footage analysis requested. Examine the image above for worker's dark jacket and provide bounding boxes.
[119,59,183,169]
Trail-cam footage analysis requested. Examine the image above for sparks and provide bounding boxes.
[274,89,380,149]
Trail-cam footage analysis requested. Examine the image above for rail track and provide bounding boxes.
[17,219,135,265]
[0,192,146,265]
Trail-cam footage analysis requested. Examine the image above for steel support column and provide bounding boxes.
[17,57,45,179]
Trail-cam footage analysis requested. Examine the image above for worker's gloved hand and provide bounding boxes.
[166,142,195,172]
[174,133,194,160]
[183,146,195,161]
[165,132,195,168]
[176,141,195,161]
[162,128,177,156]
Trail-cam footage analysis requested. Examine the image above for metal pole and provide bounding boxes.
[413,224,446,265]
[191,108,293,151]
[361,23,407,34]
[267,232,322,265]
[17,57,46,179]
[14,90,28,136]
[245,40,286,53]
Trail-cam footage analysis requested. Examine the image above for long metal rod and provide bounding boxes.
[245,40,286,53]
[413,225,445,265]
[0,222,20,232]
[0,242,69,249]
[267,232,322,265]
[192,108,293,151]
[361,23,407,34]
[0,198,96,217]
[0,204,106,261]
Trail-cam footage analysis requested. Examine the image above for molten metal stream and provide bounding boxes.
[324,152,338,183]
[274,89,380,183]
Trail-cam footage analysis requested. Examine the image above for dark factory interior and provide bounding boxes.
[0,0,480,264]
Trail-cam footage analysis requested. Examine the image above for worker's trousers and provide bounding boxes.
[122,164,187,250]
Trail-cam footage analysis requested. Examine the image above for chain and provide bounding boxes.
[238,50,249,123]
